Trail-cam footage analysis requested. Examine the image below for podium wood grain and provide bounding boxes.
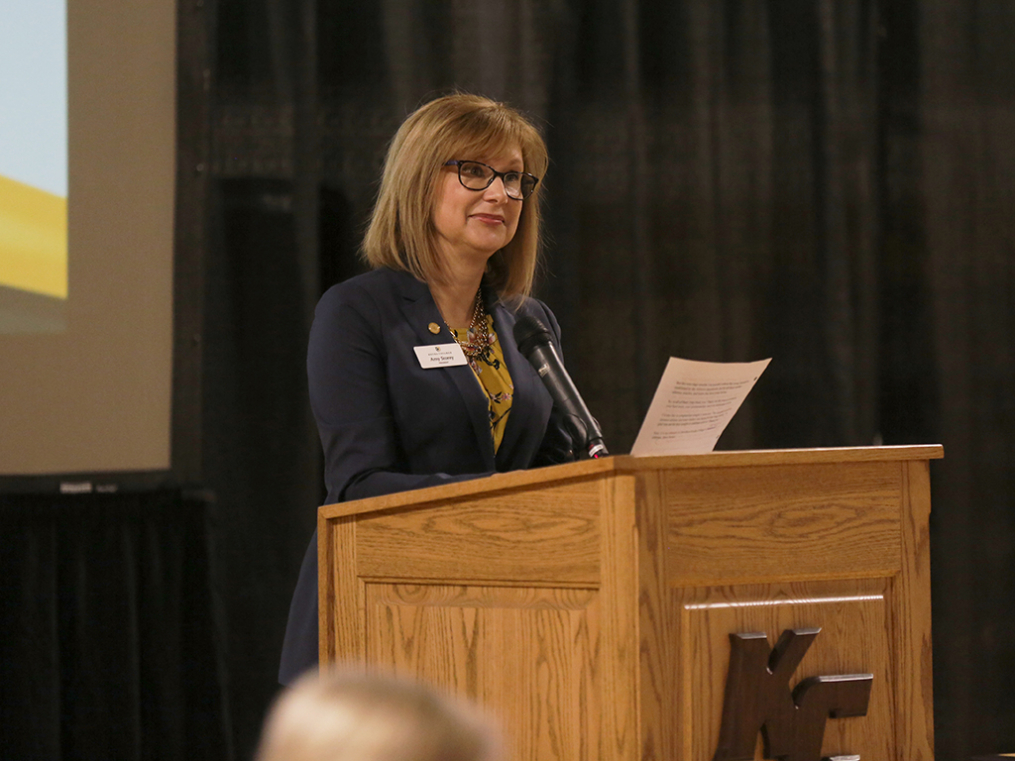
[319,446,942,761]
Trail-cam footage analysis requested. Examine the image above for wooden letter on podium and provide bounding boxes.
[318,445,942,761]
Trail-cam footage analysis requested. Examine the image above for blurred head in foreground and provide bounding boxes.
[255,670,500,761]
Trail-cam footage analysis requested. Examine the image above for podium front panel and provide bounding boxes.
[678,579,894,760]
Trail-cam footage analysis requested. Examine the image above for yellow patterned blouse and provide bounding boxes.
[450,313,513,452]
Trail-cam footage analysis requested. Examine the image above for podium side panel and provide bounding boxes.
[599,474,643,761]
[356,479,602,584]
[635,469,679,761]
[365,583,600,761]
[321,473,613,761]
[892,460,935,759]
[319,515,365,666]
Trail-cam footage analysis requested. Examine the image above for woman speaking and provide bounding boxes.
[279,93,578,683]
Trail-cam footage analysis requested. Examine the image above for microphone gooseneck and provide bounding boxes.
[513,315,608,459]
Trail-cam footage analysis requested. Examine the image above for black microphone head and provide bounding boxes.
[513,315,554,359]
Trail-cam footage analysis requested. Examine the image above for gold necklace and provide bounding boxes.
[444,294,490,358]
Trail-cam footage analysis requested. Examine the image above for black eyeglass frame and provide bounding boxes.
[444,160,540,200]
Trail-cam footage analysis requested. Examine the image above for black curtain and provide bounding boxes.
[199,176,323,754]
[918,2,1015,748]
[0,490,230,760]
[195,0,1015,758]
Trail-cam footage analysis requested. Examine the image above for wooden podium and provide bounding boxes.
[319,446,942,761]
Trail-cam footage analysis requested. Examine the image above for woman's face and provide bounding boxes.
[432,145,524,269]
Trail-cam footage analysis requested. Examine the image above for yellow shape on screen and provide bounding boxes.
[0,173,68,299]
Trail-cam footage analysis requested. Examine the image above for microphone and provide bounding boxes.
[513,315,608,459]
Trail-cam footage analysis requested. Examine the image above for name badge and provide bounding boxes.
[414,343,468,369]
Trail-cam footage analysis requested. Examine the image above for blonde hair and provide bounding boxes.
[255,670,499,761]
[362,93,548,299]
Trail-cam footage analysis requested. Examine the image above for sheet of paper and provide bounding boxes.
[630,357,771,456]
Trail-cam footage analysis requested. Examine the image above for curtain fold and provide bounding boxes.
[0,490,231,760]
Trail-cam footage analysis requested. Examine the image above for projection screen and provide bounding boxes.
[0,0,175,475]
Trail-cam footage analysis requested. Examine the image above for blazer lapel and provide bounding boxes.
[394,271,496,470]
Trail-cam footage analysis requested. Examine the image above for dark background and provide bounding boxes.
[3,1,1013,759]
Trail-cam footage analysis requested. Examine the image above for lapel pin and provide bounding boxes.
[428,322,441,335]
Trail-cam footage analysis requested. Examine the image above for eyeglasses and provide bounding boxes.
[444,160,540,201]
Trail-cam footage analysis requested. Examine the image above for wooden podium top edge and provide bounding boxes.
[319,444,944,520]
[616,443,944,471]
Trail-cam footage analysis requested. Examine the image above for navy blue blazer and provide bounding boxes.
[279,268,574,683]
